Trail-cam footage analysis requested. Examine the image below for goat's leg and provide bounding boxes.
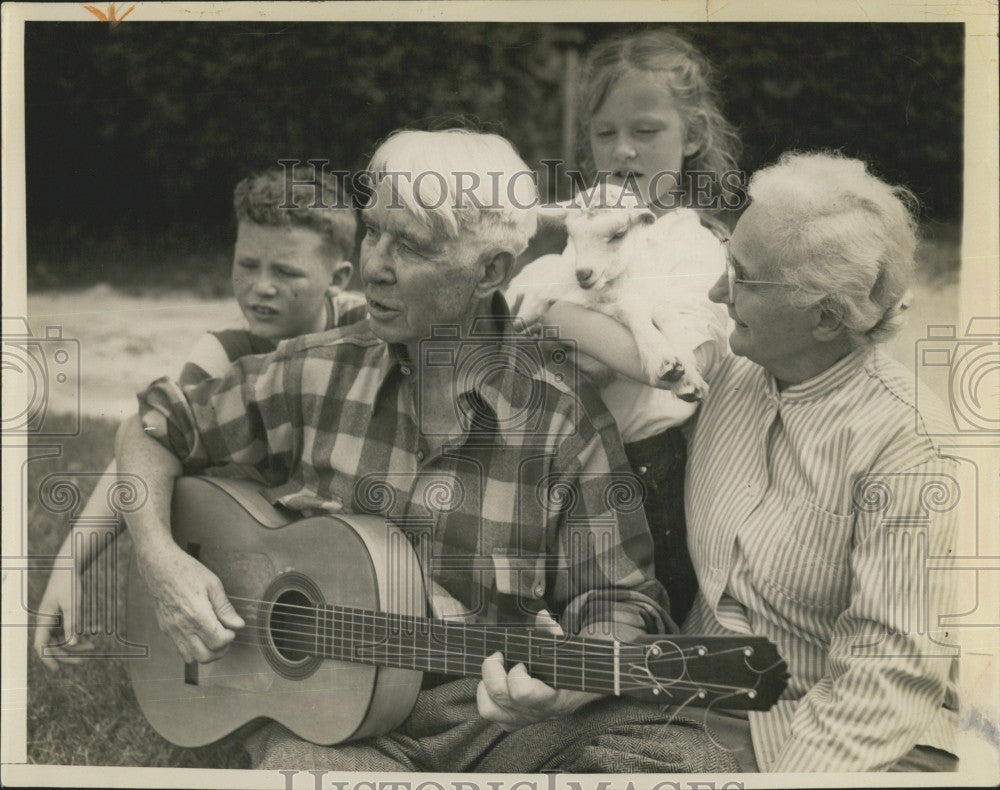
[620,305,708,401]
[649,303,709,401]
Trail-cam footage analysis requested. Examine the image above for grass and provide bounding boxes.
[25,414,250,768]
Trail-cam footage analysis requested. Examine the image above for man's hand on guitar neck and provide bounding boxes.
[476,611,604,731]
[139,544,245,664]
[477,651,602,731]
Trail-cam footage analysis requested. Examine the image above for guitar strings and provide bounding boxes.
[225,595,777,680]
[228,599,772,667]
[209,628,757,697]
[214,595,781,698]
[214,619,773,696]
[208,633,764,697]
[228,593,774,664]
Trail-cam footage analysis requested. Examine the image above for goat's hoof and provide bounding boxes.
[656,360,685,383]
[676,387,703,403]
[675,374,708,402]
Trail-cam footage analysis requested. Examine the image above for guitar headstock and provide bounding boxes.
[621,634,789,710]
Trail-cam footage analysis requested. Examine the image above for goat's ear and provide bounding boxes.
[537,204,571,225]
[636,209,657,226]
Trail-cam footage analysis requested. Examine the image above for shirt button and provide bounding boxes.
[416,450,425,462]
[400,365,412,375]
[533,583,545,598]
[637,465,649,475]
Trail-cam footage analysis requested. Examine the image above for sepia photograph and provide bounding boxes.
[2,2,997,788]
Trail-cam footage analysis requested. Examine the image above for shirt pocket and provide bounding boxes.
[491,550,548,621]
[759,498,854,610]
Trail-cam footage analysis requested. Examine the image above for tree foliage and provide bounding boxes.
[24,21,963,242]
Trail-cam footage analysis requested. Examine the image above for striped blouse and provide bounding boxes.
[683,345,960,771]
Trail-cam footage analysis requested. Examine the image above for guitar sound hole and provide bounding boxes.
[260,571,324,679]
[270,590,316,663]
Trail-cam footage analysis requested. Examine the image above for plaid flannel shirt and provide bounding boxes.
[139,295,672,639]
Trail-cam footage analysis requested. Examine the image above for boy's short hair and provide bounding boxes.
[233,166,358,263]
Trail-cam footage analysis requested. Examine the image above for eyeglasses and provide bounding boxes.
[723,239,794,303]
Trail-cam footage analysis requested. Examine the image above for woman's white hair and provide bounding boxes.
[747,151,918,346]
[366,129,539,260]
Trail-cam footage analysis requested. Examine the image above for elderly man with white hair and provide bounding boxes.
[114,129,740,772]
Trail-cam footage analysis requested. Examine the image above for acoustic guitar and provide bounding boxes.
[127,476,788,747]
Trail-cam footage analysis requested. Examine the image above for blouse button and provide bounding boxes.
[637,465,649,475]
[416,450,425,462]
[533,583,545,598]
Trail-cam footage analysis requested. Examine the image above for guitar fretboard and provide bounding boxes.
[321,606,642,695]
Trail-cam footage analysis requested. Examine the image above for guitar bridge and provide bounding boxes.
[184,541,202,685]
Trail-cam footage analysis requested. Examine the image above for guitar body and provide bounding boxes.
[127,476,424,748]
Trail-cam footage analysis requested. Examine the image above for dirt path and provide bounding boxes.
[24,280,958,422]
[25,285,241,422]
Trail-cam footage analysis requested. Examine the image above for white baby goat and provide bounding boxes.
[507,184,709,401]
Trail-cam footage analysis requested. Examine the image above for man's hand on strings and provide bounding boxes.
[139,543,245,664]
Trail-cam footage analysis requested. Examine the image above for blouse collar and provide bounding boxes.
[762,346,874,403]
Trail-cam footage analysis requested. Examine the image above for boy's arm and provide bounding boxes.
[33,459,129,669]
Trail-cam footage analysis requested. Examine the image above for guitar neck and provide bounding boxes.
[323,606,636,697]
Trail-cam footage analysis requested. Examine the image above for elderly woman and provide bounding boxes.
[545,151,959,772]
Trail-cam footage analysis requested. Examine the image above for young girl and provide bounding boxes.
[530,28,739,625]
[33,168,366,668]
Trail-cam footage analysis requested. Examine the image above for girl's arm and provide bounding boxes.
[544,301,717,388]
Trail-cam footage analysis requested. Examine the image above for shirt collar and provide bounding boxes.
[371,293,538,442]
[763,346,874,403]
